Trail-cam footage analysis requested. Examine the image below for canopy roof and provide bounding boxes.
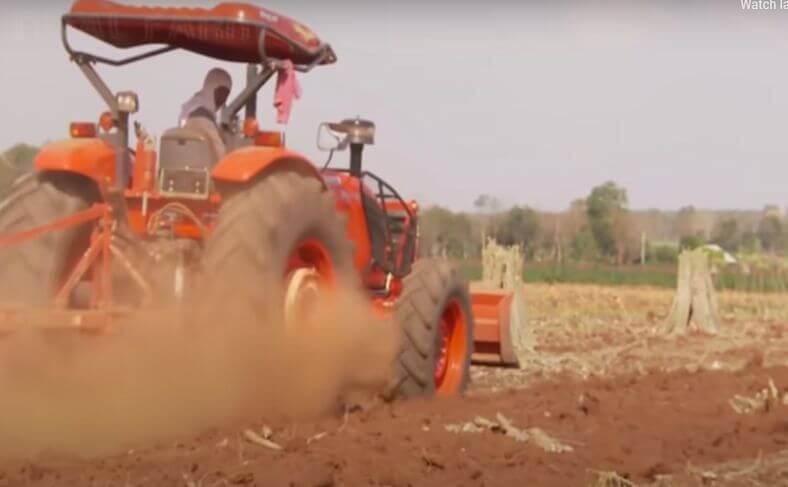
[64,0,336,66]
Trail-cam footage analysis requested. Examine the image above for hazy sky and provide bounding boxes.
[1,1,786,212]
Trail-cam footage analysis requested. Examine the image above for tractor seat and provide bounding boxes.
[160,120,224,168]
[157,122,222,198]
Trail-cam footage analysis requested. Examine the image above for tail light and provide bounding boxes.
[243,117,259,137]
[70,122,97,138]
[255,131,284,148]
[98,112,115,133]
[365,266,388,290]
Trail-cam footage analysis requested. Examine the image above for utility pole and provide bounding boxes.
[641,231,646,266]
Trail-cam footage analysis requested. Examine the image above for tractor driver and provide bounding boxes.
[178,67,233,158]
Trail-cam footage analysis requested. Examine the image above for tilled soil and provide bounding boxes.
[2,365,787,487]
[2,284,787,486]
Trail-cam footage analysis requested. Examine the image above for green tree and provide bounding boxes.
[0,157,12,197]
[679,234,705,250]
[3,144,38,169]
[492,206,541,258]
[739,232,761,253]
[473,194,502,237]
[674,206,698,238]
[586,181,629,261]
[419,206,475,258]
[758,214,784,253]
[784,215,788,254]
[569,226,600,261]
[711,217,739,252]
[647,242,679,264]
[473,194,501,214]
[0,144,37,198]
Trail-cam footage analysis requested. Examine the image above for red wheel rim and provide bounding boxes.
[434,297,468,395]
[283,238,335,327]
[285,238,335,283]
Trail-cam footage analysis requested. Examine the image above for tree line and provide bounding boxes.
[0,144,37,199]
[1,145,785,266]
[421,181,788,265]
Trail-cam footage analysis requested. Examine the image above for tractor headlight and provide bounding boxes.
[116,91,139,114]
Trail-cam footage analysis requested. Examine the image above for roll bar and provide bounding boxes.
[60,19,334,189]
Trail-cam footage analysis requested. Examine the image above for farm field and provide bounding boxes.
[461,262,788,293]
[1,283,786,487]
[2,1,787,486]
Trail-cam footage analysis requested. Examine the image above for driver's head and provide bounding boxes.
[203,68,232,110]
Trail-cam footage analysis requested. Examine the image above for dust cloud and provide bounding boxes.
[0,285,400,458]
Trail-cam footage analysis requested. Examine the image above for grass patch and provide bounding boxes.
[460,261,788,293]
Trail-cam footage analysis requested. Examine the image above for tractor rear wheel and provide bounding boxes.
[389,258,474,399]
[201,171,357,324]
[0,173,99,306]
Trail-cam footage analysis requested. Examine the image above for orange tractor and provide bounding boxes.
[0,0,522,399]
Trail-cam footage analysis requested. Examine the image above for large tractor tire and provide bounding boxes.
[389,258,474,399]
[0,173,99,307]
[201,171,357,324]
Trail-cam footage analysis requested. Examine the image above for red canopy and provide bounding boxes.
[64,0,335,66]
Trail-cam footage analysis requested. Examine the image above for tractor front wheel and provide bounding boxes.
[389,259,474,399]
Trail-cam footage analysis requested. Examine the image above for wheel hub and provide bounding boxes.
[283,267,321,328]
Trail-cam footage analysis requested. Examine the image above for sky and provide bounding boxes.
[0,1,786,212]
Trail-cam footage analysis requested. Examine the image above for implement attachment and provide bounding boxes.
[470,290,523,367]
[0,202,153,331]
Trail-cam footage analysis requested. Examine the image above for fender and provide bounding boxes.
[212,146,325,187]
[35,138,116,187]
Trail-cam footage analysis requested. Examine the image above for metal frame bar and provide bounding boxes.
[0,309,120,334]
[327,168,417,281]
[56,223,108,309]
[71,57,130,187]
[244,64,259,121]
[60,16,334,191]
[0,203,153,312]
[62,19,178,68]
[61,16,332,72]
[364,171,417,278]
[221,65,275,128]
[324,168,415,222]
[63,21,132,188]
[77,63,117,115]
[61,18,334,136]
[0,204,106,248]
[110,244,154,306]
[361,171,415,222]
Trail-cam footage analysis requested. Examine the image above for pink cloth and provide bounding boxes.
[274,60,302,124]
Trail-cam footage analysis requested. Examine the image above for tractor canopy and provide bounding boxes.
[64,0,336,67]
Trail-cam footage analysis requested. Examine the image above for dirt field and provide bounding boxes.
[1,283,787,487]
